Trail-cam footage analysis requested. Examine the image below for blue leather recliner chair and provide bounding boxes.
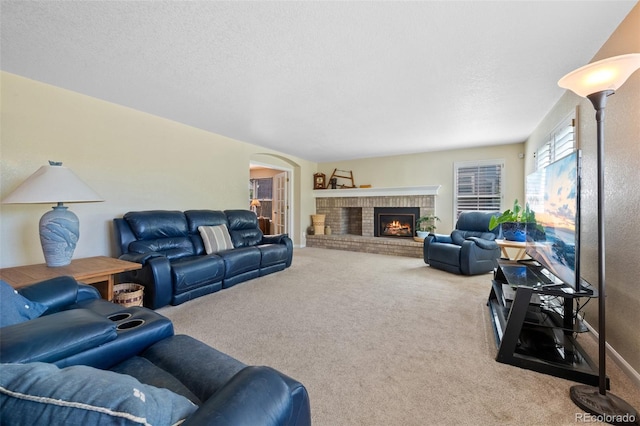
[423,211,501,275]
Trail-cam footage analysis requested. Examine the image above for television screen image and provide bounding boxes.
[525,151,580,288]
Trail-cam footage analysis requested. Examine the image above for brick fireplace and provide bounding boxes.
[306,186,440,257]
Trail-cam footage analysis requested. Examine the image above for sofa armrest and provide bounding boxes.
[118,256,173,309]
[119,252,164,266]
[429,233,453,244]
[183,366,310,426]
[465,237,498,250]
[423,233,454,265]
[0,309,117,364]
[261,234,288,244]
[261,234,293,268]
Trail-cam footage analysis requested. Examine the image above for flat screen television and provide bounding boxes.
[525,150,583,292]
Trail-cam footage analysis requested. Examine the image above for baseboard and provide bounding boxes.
[584,319,640,389]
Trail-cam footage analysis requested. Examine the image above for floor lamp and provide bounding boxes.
[558,54,640,423]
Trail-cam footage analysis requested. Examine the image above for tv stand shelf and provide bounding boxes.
[487,261,607,387]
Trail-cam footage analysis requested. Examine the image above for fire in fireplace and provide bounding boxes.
[374,207,420,238]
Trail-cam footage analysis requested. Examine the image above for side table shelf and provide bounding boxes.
[487,263,607,388]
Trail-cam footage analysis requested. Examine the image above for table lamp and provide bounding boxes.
[2,161,104,267]
[558,53,640,422]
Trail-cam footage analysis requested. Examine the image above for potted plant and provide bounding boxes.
[416,215,440,239]
[488,199,537,242]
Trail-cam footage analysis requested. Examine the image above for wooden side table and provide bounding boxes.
[495,239,527,261]
[0,256,142,301]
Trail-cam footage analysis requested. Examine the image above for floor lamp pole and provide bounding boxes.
[592,90,610,397]
[569,90,638,425]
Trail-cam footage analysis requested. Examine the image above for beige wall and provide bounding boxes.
[525,3,640,376]
[0,72,317,267]
[318,143,526,233]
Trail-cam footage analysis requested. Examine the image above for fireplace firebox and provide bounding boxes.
[374,207,420,238]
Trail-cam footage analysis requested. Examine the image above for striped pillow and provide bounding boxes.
[198,225,234,254]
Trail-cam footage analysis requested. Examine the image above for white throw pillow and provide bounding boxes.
[198,224,234,254]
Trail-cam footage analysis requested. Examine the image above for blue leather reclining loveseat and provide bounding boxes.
[0,276,311,426]
[114,209,293,309]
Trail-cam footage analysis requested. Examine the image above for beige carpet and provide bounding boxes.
[158,247,640,425]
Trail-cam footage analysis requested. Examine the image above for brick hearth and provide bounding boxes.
[306,234,424,258]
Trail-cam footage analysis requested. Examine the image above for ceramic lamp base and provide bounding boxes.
[39,204,79,267]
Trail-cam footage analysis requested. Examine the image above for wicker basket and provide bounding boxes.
[112,283,144,307]
[311,214,326,235]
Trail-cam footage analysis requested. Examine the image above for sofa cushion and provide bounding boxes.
[170,255,225,294]
[110,356,202,405]
[141,335,247,402]
[451,230,466,246]
[185,210,228,233]
[1,280,48,327]
[225,210,263,247]
[198,224,234,254]
[0,362,197,426]
[218,247,262,278]
[128,237,196,260]
[124,210,188,240]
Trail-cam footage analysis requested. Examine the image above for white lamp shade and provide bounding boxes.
[558,53,640,98]
[2,164,103,204]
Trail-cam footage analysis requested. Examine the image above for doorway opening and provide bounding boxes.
[249,162,291,237]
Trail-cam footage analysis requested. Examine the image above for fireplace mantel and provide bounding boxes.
[312,185,440,198]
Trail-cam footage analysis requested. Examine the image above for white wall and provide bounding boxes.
[0,72,317,267]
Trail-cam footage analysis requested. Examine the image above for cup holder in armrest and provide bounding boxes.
[116,319,146,330]
[107,313,132,322]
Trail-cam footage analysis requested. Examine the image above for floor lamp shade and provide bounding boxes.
[2,162,104,267]
[558,54,640,423]
[558,53,640,96]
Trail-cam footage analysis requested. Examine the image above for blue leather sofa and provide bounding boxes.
[423,211,501,275]
[114,209,293,309]
[0,277,311,426]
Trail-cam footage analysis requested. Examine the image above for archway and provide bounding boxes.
[249,154,300,243]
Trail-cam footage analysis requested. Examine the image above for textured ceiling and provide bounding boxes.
[1,1,636,162]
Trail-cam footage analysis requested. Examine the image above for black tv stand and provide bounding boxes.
[487,260,606,387]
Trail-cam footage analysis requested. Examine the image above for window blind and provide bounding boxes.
[536,111,576,170]
[454,160,504,219]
